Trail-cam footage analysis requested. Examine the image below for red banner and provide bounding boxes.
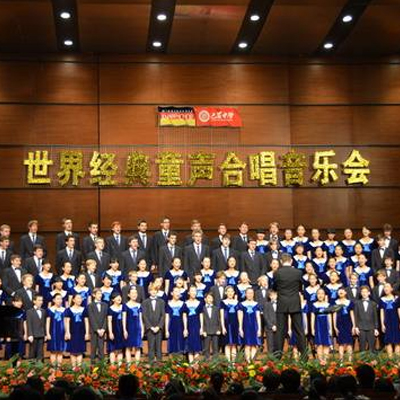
[194,107,242,127]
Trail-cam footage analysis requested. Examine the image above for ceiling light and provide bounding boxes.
[157,13,167,21]
[64,39,74,47]
[250,14,260,22]
[238,42,248,49]
[323,42,334,50]
[152,41,162,48]
[60,11,71,19]
[342,15,353,23]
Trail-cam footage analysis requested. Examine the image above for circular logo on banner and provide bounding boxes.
[198,110,210,123]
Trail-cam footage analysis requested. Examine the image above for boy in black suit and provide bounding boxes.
[0,235,12,274]
[352,286,379,352]
[82,221,99,260]
[142,283,165,362]
[87,288,108,362]
[372,269,387,303]
[55,235,82,275]
[56,217,80,252]
[151,217,171,270]
[158,231,182,279]
[23,244,44,277]
[371,234,394,272]
[3,254,26,299]
[184,230,210,282]
[200,292,221,359]
[263,290,278,353]
[15,273,36,310]
[212,234,239,272]
[105,221,128,263]
[345,272,361,301]
[137,219,154,269]
[0,224,15,254]
[26,294,46,361]
[383,256,399,289]
[210,223,228,252]
[86,237,111,277]
[240,238,266,284]
[20,220,47,260]
[231,222,250,253]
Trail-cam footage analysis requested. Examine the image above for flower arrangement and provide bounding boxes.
[0,352,399,397]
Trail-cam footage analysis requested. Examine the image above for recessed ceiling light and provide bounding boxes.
[64,39,74,47]
[250,14,260,22]
[342,14,353,23]
[152,41,162,48]
[157,13,167,21]
[60,11,71,19]
[238,42,248,49]
[323,42,334,50]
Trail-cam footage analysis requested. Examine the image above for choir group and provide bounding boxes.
[0,217,399,366]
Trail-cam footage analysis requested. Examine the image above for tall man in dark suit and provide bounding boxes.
[158,231,182,278]
[240,238,266,284]
[137,219,154,269]
[82,221,99,260]
[86,237,111,277]
[26,294,46,360]
[182,219,209,247]
[87,288,108,362]
[353,286,379,352]
[55,235,82,275]
[371,235,395,272]
[184,230,210,281]
[231,222,250,253]
[151,216,171,270]
[20,220,47,260]
[273,253,306,357]
[0,235,12,275]
[121,236,146,275]
[3,254,27,299]
[212,234,239,272]
[210,223,228,252]
[55,217,80,252]
[142,284,165,362]
[105,221,128,263]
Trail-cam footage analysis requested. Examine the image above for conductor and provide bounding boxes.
[273,253,306,357]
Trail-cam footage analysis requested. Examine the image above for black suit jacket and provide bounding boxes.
[202,305,220,335]
[383,268,400,288]
[26,307,46,337]
[20,234,47,260]
[182,234,209,248]
[121,284,145,304]
[84,272,102,291]
[255,287,270,309]
[210,236,223,252]
[158,245,183,278]
[263,302,277,330]
[273,265,303,313]
[121,249,146,275]
[86,251,111,277]
[265,251,282,271]
[55,248,83,276]
[371,284,385,304]
[3,267,27,296]
[231,235,249,253]
[23,256,43,277]
[184,243,210,279]
[141,298,165,330]
[346,286,361,302]
[212,247,239,272]
[209,284,226,307]
[56,232,80,252]
[371,247,395,272]
[353,299,378,330]
[240,251,266,283]
[151,231,170,267]
[82,235,97,259]
[87,301,108,333]
[137,233,154,266]
[15,287,36,310]
[105,235,128,263]
[0,249,13,275]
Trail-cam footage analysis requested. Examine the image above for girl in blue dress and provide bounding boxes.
[224,256,240,287]
[46,293,66,366]
[323,258,347,286]
[137,259,154,296]
[107,292,124,364]
[200,257,215,293]
[334,245,350,282]
[303,273,320,313]
[165,286,186,354]
[255,229,269,254]
[294,225,309,250]
[293,244,309,271]
[333,288,354,361]
[325,271,343,305]
[354,254,374,289]
[103,258,124,293]
[59,262,75,294]
[358,226,375,260]
[183,286,202,362]
[69,273,91,307]
[379,283,400,357]
[311,288,332,362]
[220,285,240,362]
[64,293,89,367]
[279,229,296,255]
[312,247,328,279]
[341,228,357,258]
[35,261,54,308]
[350,243,364,271]
[323,229,338,258]
[123,287,144,363]
[302,262,318,287]
[100,274,115,304]
[308,229,326,259]
[266,259,280,288]
[238,287,261,362]
[49,277,69,308]
[193,272,207,304]
[164,257,187,296]
[236,272,252,301]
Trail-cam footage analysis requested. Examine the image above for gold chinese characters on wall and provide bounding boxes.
[23,148,371,188]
